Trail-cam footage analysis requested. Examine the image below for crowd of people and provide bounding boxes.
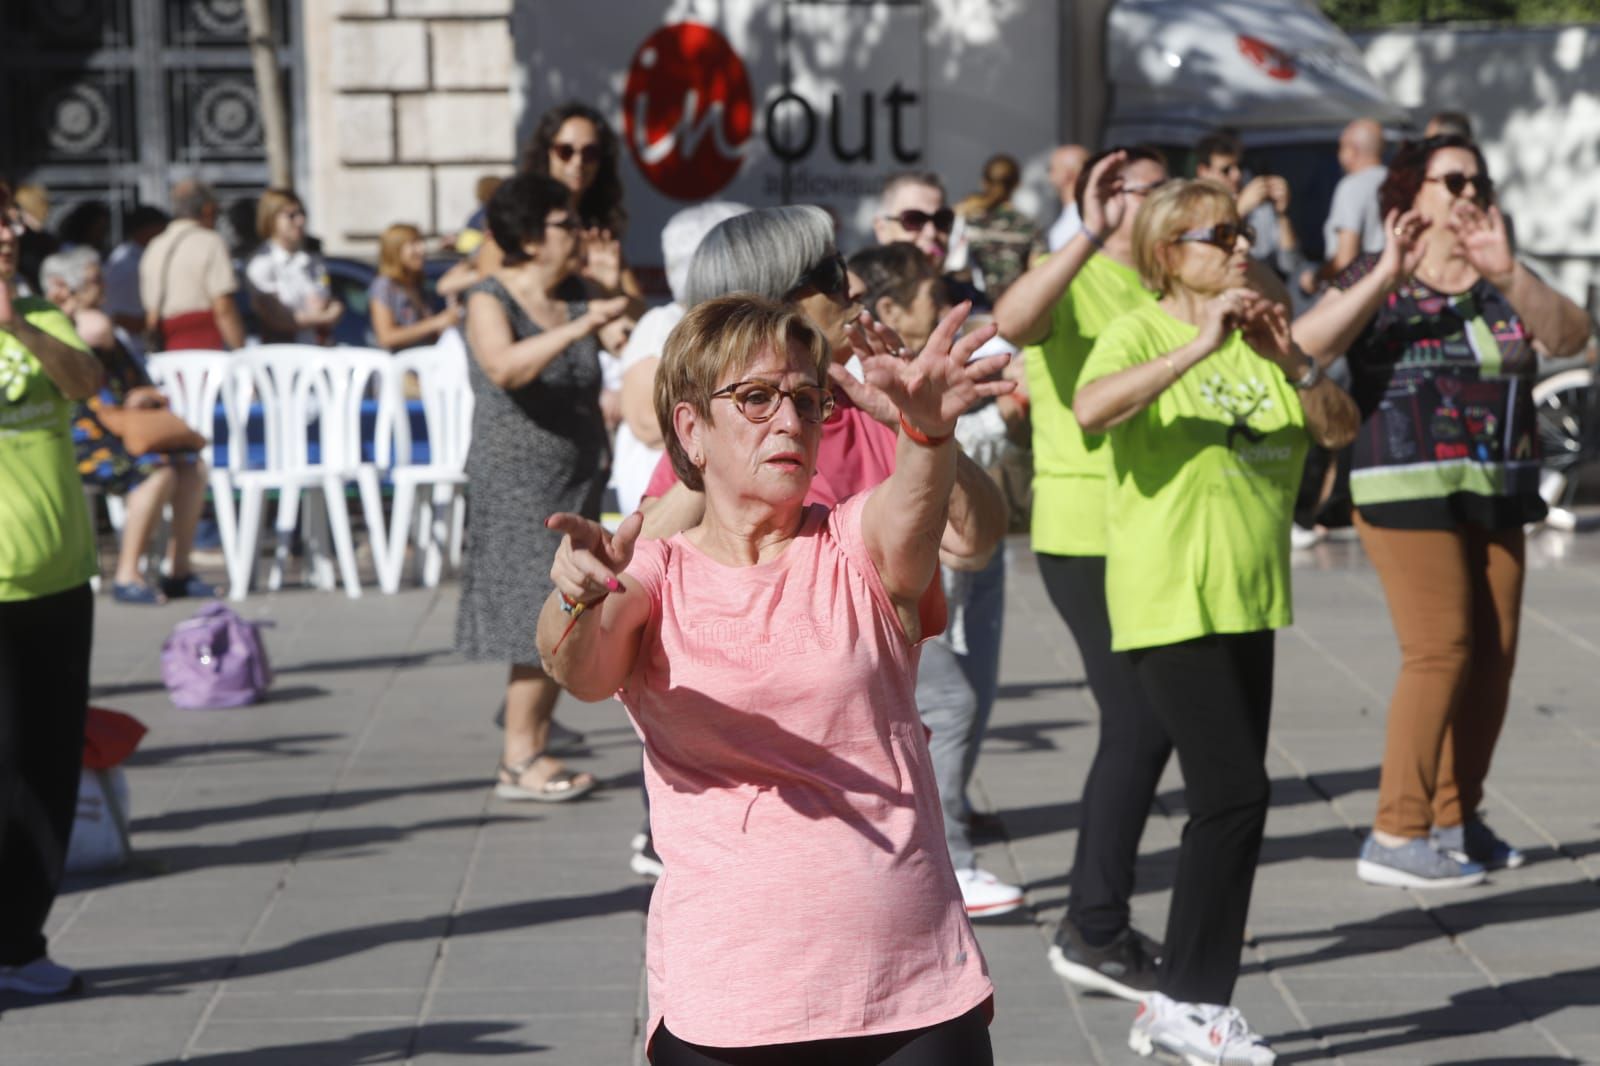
[2,95,1594,1066]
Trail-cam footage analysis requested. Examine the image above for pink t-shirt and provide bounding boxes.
[620,493,993,1050]
[642,391,901,508]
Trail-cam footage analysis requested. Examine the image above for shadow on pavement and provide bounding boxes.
[1251,878,1600,975]
[34,885,652,1003]
[128,733,345,768]
[130,777,488,834]
[136,1021,544,1063]
[1273,964,1600,1062]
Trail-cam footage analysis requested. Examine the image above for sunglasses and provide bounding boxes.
[552,142,601,164]
[883,207,954,234]
[1174,221,1255,250]
[788,253,850,300]
[1425,171,1492,201]
[1120,178,1170,197]
[711,380,835,425]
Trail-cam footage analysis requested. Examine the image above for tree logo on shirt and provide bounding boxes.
[1198,373,1274,451]
[0,347,29,403]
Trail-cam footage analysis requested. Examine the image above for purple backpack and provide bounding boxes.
[161,603,272,709]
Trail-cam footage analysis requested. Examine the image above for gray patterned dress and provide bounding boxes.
[455,275,608,664]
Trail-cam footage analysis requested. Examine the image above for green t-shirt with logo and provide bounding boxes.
[1080,303,1310,652]
[1024,253,1154,556]
[0,298,98,601]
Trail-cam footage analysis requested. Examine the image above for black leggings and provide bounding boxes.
[651,1005,992,1066]
[0,584,94,966]
[1131,631,1275,1006]
[1036,554,1172,944]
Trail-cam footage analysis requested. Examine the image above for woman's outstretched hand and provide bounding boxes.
[1376,207,1430,292]
[1447,200,1515,289]
[834,301,1015,440]
[545,509,643,607]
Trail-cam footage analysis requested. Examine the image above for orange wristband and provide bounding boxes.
[899,413,953,447]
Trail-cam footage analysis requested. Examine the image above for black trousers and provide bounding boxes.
[651,1005,992,1066]
[1036,554,1172,944]
[0,583,94,967]
[1131,631,1274,1006]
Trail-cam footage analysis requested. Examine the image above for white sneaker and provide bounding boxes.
[1129,992,1276,1066]
[629,832,663,879]
[1289,524,1325,551]
[0,957,84,997]
[955,866,1023,918]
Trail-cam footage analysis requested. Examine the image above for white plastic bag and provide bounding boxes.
[65,767,132,873]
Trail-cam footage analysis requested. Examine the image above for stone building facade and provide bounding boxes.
[303,0,518,255]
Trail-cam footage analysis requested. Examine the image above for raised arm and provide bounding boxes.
[1239,299,1359,450]
[855,304,1014,633]
[536,511,652,700]
[1074,290,1249,434]
[992,151,1128,346]
[1451,202,1592,358]
[0,289,102,399]
[467,290,628,391]
[1293,209,1428,366]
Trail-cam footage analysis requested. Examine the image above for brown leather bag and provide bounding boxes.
[97,406,206,455]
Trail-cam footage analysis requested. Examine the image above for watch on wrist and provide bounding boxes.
[1288,356,1323,391]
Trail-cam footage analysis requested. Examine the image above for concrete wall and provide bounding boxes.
[302,0,518,255]
[1355,24,1600,308]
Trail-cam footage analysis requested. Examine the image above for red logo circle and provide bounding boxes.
[622,23,754,200]
[1237,35,1297,81]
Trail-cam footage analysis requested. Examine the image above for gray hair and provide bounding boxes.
[171,179,218,220]
[661,201,750,304]
[39,245,101,293]
[683,205,835,309]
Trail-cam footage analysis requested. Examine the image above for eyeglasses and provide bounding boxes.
[1424,171,1492,202]
[1121,178,1170,197]
[1174,221,1255,250]
[544,215,581,233]
[711,380,835,424]
[882,207,954,234]
[788,253,850,300]
[552,142,601,164]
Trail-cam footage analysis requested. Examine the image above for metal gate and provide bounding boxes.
[0,0,301,240]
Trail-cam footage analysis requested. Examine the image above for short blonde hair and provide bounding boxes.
[654,295,831,492]
[1132,179,1238,297]
[256,187,302,241]
[377,223,423,283]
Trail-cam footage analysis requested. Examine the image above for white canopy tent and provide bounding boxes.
[1101,0,1410,147]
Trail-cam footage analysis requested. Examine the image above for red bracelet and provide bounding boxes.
[899,413,953,447]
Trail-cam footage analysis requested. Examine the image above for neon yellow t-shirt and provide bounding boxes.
[1080,303,1310,652]
[0,298,98,601]
[1024,254,1154,556]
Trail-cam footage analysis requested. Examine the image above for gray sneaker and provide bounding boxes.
[1433,820,1525,871]
[1357,833,1487,888]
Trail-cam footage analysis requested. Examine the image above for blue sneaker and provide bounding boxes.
[1357,833,1486,888]
[1433,820,1525,871]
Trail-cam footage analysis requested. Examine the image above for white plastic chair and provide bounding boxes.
[377,331,474,594]
[145,350,237,565]
[217,345,368,599]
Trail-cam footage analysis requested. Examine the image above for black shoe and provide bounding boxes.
[1047,919,1161,1002]
[965,809,1007,843]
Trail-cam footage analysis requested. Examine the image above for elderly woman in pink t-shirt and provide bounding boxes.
[537,294,1012,1065]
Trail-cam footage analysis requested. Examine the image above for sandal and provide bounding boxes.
[494,753,597,803]
[111,581,166,605]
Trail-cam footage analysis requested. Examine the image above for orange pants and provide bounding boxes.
[1354,513,1525,838]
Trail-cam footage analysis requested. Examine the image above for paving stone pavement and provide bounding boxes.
[3,530,1597,1065]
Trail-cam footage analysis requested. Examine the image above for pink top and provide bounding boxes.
[620,493,993,1049]
[642,391,901,508]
